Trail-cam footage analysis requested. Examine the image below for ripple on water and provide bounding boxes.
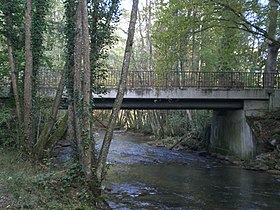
[98,131,280,209]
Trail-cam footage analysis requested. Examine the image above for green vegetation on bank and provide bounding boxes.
[0,149,108,209]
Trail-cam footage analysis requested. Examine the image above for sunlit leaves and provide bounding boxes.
[152,0,270,73]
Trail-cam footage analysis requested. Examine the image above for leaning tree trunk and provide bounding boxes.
[97,0,139,181]
[32,72,65,159]
[24,0,34,150]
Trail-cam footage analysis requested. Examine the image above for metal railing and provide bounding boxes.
[37,68,280,90]
[38,68,63,96]
[101,70,280,89]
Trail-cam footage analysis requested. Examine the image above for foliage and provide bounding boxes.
[152,0,272,74]
[0,108,18,147]
[0,150,105,209]
[32,0,50,75]
[43,0,66,67]
[167,111,189,136]
[0,0,26,88]
[89,0,121,94]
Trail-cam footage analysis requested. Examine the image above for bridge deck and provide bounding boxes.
[36,69,279,109]
[93,88,270,109]
[1,69,277,109]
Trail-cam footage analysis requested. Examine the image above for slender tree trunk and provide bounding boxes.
[153,110,165,139]
[97,0,139,181]
[73,0,83,160]
[3,0,22,126]
[67,104,77,158]
[33,72,65,159]
[186,110,192,121]
[24,0,34,150]
[146,0,152,70]
[191,12,196,72]
[7,36,22,126]
[81,0,93,179]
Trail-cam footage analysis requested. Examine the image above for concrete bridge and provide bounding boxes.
[91,70,279,110]
[3,69,280,159]
[89,70,280,159]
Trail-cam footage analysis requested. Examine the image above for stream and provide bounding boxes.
[94,131,280,210]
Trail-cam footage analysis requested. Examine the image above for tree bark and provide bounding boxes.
[81,0,93,179]
[24,0,34,150]
[6,30,22,126]
[33,72,65,159]
[264,0,279,88]
[45,113,68,151]
[73,0,83,160]
[146,0,152,70]
[97,0,139,181]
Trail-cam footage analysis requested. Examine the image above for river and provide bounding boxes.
[94,131,280,210]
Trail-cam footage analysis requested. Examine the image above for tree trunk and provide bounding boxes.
[7,32,22,126]
[33,72,65,159]
[24,0,34,150]
[81,0,93,179]
[45,113,68,152]
[97,0,139,181]
[146,0,152,70]
[67,104,77,159]
[73,0,83,160]
[265,43,279,88]
[264,0,279,88]
[153,110,165,139]
[2,0,22,126]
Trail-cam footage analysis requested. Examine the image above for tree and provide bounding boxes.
[97,0,139,181]
[2,0,23,127]
[207,0,280,86]
[152,0,280,85]
[24,0,33,150]
[264,0,279,87]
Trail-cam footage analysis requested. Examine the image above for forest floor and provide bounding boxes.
[0,149,108,209]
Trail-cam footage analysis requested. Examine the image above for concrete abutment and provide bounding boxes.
[210,110,256,159]
[210,91,280,159]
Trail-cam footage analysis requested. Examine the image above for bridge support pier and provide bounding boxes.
[210,110,255,159]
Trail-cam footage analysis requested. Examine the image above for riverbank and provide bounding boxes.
[0,148,107,209]
[146,127,280,175]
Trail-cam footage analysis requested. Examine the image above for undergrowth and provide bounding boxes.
[0,148,105,209]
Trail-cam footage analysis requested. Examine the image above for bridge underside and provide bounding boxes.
[93,98,244,109]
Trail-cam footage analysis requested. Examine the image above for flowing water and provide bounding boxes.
[94,131,280,210]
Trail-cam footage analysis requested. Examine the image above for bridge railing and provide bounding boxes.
[37,69,280,92]
[37,68,63,96]
[102,70,280,89]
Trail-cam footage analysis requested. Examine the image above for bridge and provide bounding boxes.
[7,68,280,159]
[38,69,280,110]
[94,70,280,110]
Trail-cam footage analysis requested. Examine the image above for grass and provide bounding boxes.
[0,148,105,209]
